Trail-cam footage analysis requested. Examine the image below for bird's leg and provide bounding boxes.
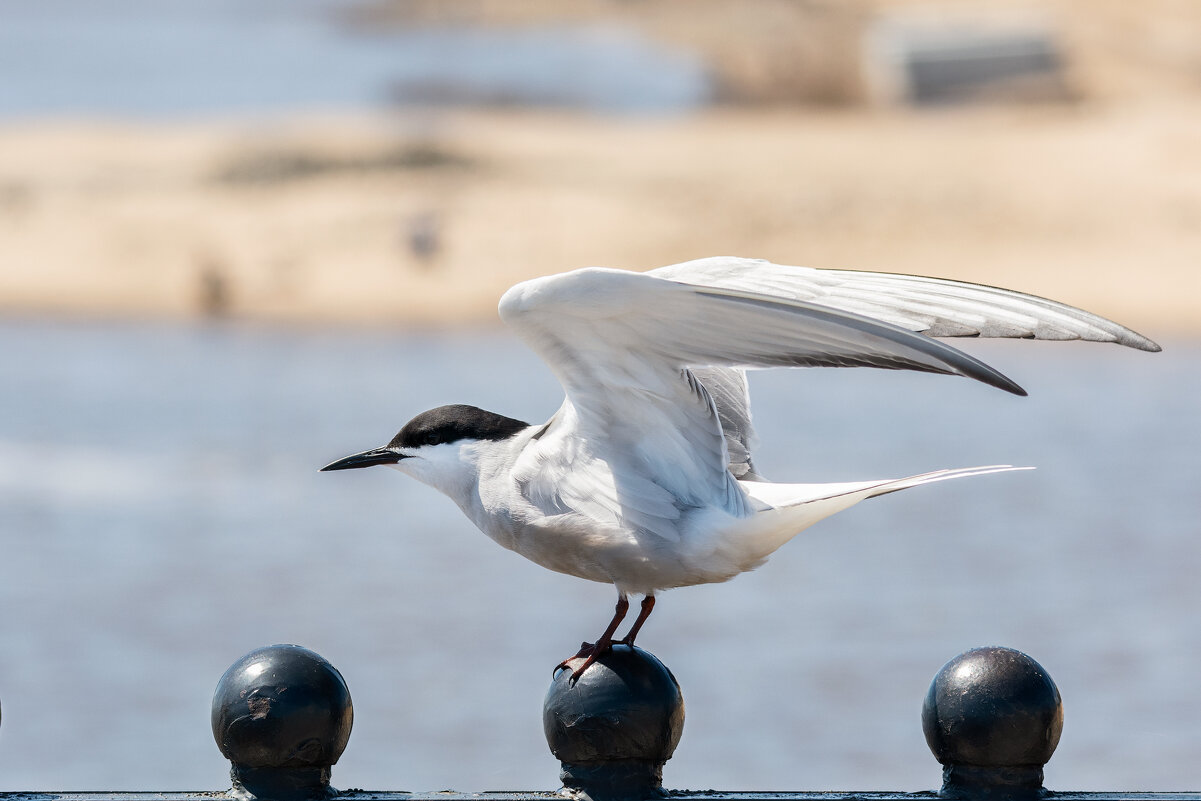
[557,594,629,680]
[617,595,655,645]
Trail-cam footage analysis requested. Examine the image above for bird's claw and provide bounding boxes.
[555,640,610,681]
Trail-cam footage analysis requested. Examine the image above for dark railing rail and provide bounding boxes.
[8,793,1201,801]
[2,643,1197,801]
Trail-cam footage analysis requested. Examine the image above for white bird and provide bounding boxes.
[322,257,1158,678]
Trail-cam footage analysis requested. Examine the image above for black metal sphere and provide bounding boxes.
[212,644,353,770]
[544,644,684,765]
[923,646,1063,768]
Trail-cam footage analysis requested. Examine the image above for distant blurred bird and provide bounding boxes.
[406,210,441,265]
[322,257,1158,678]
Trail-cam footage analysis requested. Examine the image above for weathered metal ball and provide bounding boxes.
[545,644,684,767]
[212,644,353,770]
[923,646,1063,768]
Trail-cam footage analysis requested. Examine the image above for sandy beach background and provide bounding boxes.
[1,0,1198,335]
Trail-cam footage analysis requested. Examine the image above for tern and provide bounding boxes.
[322,257,1158,678]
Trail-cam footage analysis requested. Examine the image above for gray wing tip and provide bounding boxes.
[1082,314,1160,352]
[1123,331,1162,353]
[976,368,1028,397]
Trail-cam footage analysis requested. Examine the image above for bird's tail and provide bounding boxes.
[722,465,1031,570]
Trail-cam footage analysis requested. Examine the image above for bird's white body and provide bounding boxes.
[324,257,1157,658]
[401,413,1019,596]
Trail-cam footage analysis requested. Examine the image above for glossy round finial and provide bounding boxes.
[212,644,353,801]
[544,645,684,801]
[923,646,1062,797]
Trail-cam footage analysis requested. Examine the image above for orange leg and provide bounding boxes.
[557,595,629,680]
[618,595,655,645]
[557,595,658,681]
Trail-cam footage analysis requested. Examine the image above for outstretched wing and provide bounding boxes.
[649,257,1160,481]
[499,267,1044,539]
[651,257,1160,348]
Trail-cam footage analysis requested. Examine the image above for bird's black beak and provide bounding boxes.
[320,447,407,472]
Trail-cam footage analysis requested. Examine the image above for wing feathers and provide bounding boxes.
[651,257,1160,351]
[498,261,1156,547]
[502,267,1029,395]
[686,285,1028,394]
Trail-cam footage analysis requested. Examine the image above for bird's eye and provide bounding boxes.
[424,432,441,446]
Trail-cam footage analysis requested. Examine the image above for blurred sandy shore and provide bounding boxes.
[1,104,1197,335]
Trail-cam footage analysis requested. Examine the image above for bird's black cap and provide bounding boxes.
[321,405,529,472]
[387,404,529,449]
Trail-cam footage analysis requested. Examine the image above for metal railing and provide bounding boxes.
[1,643,1197,801]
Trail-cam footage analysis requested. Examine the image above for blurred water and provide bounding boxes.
[0,0,707,118]
[0,318,1198,791]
